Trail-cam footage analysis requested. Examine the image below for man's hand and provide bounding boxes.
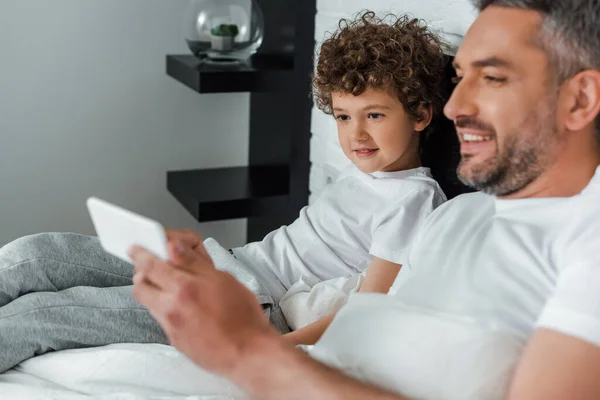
[130,233,278,377]
[130,232,407,400]
[164,228,204,253]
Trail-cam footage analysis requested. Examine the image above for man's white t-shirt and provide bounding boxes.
[307,170,600,400]
[581,165,600,195]
[233,164,446,303]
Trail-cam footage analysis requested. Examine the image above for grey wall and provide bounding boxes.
[0,0,248,247]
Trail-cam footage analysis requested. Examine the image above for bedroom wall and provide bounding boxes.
[309,0,478,203]
[0,0,248,247]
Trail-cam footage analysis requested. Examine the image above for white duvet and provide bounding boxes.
[0,344,248,400]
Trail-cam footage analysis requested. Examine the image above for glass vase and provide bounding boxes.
[184,0,265,64]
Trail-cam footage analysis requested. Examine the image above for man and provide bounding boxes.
[132,0,600,399]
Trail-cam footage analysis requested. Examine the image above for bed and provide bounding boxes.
[0,344,246,399]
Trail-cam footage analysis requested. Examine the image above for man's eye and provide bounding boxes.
[335,115,350,121]
[484,76,507,83]
[451,76,463,84]
[368,113,384,119]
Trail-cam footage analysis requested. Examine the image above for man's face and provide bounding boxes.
[444,6,561,196]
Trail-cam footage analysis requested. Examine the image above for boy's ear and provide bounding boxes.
[414,103,434,132]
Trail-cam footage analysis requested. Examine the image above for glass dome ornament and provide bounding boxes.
[184,0,265,64]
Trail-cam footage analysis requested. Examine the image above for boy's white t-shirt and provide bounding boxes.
[307,172,600,400]
[233,164,446,303]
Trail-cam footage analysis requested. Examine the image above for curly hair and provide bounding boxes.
[313,11,447,133]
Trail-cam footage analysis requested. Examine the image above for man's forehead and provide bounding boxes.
[455,5,544,68]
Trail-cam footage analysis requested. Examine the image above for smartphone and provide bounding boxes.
[87,197,169,264]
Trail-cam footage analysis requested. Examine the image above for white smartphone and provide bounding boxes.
[86,197,169,264]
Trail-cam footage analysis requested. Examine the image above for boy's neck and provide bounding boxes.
[378,155,422,173]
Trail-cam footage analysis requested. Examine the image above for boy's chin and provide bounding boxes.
[353,162,380,174]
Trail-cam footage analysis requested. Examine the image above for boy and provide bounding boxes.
[0,11,448,371]
[232,11,449,344]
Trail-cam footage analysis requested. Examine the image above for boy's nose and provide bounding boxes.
[349,125,370,141]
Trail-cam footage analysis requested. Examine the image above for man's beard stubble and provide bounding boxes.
[456,100,558,197]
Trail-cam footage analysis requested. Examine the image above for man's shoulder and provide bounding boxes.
[414,191,492,236]
[433,191,490,215]
[559,193,600,251]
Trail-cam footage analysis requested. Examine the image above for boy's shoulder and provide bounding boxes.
[374,167,446,201]
[335,165,447,209]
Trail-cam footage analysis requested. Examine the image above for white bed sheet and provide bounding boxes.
[0,344,248,400]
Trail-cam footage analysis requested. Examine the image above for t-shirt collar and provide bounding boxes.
[581,164,600,195]
[492,164,600,210]
[370,166,432,179]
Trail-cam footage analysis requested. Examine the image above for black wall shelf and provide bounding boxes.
[166,54,295,94]
[166,0,316,242]
[167,166,290,222]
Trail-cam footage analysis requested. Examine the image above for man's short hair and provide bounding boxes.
[474,0,600,141]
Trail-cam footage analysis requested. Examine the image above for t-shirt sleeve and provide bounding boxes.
[369,188,443,265]
[536,211,600,347]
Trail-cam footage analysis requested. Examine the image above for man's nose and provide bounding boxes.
[444,78,479,122]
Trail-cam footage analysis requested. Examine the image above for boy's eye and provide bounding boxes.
[368,113,384,119]
[335,114,350,121]
[451,76,463,85]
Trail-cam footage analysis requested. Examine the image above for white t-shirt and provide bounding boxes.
[307,172,600,400]
[233,164,446,303]
[581,164,600,195]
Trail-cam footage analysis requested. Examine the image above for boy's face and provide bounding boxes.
[332,87,425,174]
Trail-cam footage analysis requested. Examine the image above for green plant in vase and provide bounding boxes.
[210,24,240,52]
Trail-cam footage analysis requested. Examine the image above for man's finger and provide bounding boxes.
[132,273,171,326]
[168,241,215,274]
[129,245,156,264]
[194,240,212,260]
[132,270,160,290]
[133,272,162,309]
[166,230,211,261]
[130,245,187,290]
[129,245,161,276]
[167,241,197,273]
[165,229,204,249]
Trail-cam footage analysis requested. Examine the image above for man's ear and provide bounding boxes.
[415,104,434,132]
[562,69,600,133]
